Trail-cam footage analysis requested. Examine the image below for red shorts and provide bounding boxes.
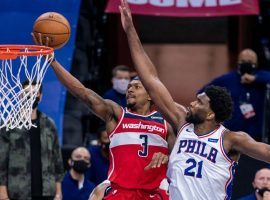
[103,185,169,200]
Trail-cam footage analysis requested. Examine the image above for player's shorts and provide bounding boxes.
[103,184,169,200]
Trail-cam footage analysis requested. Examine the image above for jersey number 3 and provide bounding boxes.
[184,158,203,178]
[138,134,148,157]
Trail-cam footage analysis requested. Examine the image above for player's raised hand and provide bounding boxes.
[31,32,50,46]
[119,0,133,32]
[31,33,54,60]
[144,152,169,171]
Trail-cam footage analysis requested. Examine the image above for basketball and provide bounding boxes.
[33,12,70,49]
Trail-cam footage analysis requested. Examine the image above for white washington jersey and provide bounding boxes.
[167,123,237,200]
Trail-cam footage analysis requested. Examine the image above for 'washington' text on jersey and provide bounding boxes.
[177,139,218,163]
[122,122,165,133]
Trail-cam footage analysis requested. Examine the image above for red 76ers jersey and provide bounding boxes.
[108,108,169,190]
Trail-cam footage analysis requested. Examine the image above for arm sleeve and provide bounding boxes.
[0,129,9,185]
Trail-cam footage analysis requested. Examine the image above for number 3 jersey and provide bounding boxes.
[108,108,169,190]
[167,123,237,200]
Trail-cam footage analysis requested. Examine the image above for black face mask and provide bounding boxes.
[101,142,110,152]
[256,187,270,196]
[238,62,257,75]
[72,160,89,174]
[32,96,40,109]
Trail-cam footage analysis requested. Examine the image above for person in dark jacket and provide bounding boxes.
[0,81,64,200]
[238,168,270,200]
[103,65,130,107]
[62,147,95,200]
[85,126,109,186]
[200,49,270,141]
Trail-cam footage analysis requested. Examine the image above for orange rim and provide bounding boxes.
[0,45,54,60]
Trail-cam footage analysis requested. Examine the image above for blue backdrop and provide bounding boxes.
[0,0,81,144]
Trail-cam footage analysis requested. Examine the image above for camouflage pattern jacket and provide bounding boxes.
[0,111,64,200]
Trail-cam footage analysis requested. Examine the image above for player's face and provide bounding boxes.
[253,169,270,189]
[126,80,150,109]
[186,93,212,124]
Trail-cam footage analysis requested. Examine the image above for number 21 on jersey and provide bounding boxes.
[184,158,203,178]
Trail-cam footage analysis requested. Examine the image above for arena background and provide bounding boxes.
[0,0,270,199]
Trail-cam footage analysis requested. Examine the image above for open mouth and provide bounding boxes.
[127,95,135,99]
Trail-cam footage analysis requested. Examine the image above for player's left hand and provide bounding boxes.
[144,152,168,171]
[241,73,256,84]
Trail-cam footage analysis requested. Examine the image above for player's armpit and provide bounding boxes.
[144,152,169,171]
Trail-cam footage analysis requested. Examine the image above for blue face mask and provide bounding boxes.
[113,78,130,94]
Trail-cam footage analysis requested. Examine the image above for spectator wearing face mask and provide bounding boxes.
[85,126,110,186]
[62,147,95,200]
[199,49,270,141]
[238,168,270,200]
[103,65,130,107]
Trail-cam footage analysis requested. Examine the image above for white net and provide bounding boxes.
[0,48,53,130]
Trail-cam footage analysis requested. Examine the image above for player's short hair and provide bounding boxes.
[22,80,43,94]
[112,65,130,77]
[204,85,233,123]
[131,76,140,81]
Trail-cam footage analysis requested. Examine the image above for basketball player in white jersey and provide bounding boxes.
[119,0,270,199]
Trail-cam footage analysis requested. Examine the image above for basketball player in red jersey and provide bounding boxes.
[32,35,175,200]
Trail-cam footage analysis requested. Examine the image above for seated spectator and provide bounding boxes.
[103,65,130,107]
[62,147,95,200]
[238,168,270,200]
[200,49,270,141]
[86,126,110,186]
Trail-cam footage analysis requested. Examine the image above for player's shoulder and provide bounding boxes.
[223,130,251,147]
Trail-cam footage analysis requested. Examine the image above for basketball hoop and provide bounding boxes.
[0,45,54,130]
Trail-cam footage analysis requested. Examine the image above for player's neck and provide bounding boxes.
[193,122,219,136]
[129,106,152,116]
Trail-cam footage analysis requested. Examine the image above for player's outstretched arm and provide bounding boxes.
[228,131,270,163]
[119,0,186,130]
[32,33,121,122]
[50,60,121,122]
